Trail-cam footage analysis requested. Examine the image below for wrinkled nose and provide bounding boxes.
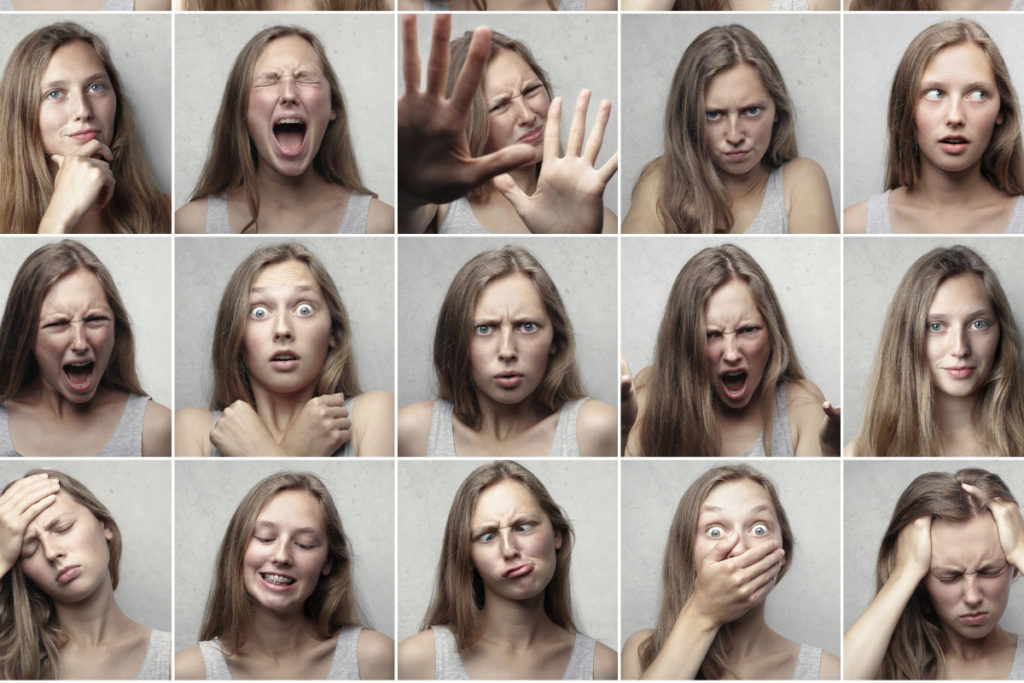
[722,334,741,362]
[498,328,516,361]
[69,322,88,352]
[499,529,520,560]
[278,76,298,104]
[512,95,533,123]
[963,575,983,608]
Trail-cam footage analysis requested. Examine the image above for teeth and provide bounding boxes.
[67,361,91,367]
[261,573,295,585]
[273,354,296,361]
[277,118,302,125]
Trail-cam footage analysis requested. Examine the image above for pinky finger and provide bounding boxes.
[595,150,619,185]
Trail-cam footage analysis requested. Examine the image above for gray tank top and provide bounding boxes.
[0,0,133,7]
[743,166,788,234]
[865,191,1024,234]
[769,0,809,8]
[1011,634,1024,680]
[739,384,794,458]
[0,394,149,458]
[203,193,371,235]
[137,629,171,680]
[209,396,355,457]
[430,625,595,680]
[791,644,821,680]
[426,398,586,457]
[197,627,363,680]
[437,196,490,234]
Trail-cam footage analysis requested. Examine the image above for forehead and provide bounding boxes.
[473,273,547,317]
[471,479,543,525]
[42,40,106,81]
[704,278,764,323]
[484,49,539,94]
[41,268,110,312]
[922,42,996,85]
[251,259,321,292]
[256,489,326,530]
[27,490,89,532]
[705,62,771,105]
[928,273,992,313]
[254,35,323,72]
[930,514,1004,567]
[699,478,777,518]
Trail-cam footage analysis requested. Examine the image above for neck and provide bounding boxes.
[911,161,999,208]
[53,579,131,647]
[254,164,331,208]
[720,163,770,203]
[508,163,539,197]
[472,394,551,441]
[18,377,103,420]
[478,589,556,648]
[723,601,777,659]
[251,383,316,439]
[944,623,1010,661]
[933,392,982,455]
[239,609,319,659]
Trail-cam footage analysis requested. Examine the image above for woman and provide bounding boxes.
[398,14,617,234]
[398,0,614,11]
[0,469,170,679]
[175,242,393,457]
[398,245,616,458]
[398,460,616,679]
[176,25,392,234]
[845,20,1024,233]
[621,244,838,458]
[0,22,169,234]
[180,0,389,8]
[1,0,169,8]
[847,246,1024,457]
[622,464,839,679]
[623,25,836,234]
[844,468,1024,679]
[176,471,394,680]
[848,0,1024,10]
[621,0,836,9]
[0,240,170,457]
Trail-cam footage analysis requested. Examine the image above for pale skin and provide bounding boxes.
[398,480,617,680]
[397,0,616,10]
[9,0,170,8]
[623,0,838,8]
[0,474,165,679]
[397,14,618,235]
[843,486,1024,679]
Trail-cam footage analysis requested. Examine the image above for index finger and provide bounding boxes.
[542,96,562,162]
[70,139,113,162]
[401,14,422,95]
[726,539,782,570]
[449,26,491,114]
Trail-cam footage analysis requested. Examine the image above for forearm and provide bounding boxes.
[397,199,438,234]
[640,601,719,680]
[843,569,921,679]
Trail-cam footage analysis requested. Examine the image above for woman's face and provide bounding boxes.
[33,268,115,405]
[913,42,1002,177]
[704,278,771,412]
[242,489,331,615]
[468,273,555,410]
[20,490,113,603]
[924,514,1011,640]
[242,259,334,398]
[483,49,550,157]
[38,40,116,158]
[247,35,336,178]
[924,273,999,400]
[702,62,776,178]
[469,479,561,604]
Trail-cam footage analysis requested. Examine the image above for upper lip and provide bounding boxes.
[944,365,975,371]
[518,125,543,143]
[260,570,297,580]
[503,563,532,577]
[940,135,969,143]
[495,371,523,378]
[67,127,99,137]
[724,149,751,155]
[55,565,80,583]
[63,357,95,367]
[270,349,299,361]
[961,611,987,618]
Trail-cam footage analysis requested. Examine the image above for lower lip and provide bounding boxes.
[505,565,533,579]
[70,131,98,143]
[721,375,748,401]
[259,574,297,592]
[495,375,523,389]
[57,567,81,584]
[945,367,974,379]
[724,151,750,162]
[961,613,988,626]
[940,141,968,154]
[270,359,299,371]
[520,128,543,144]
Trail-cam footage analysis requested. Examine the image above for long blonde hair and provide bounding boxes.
[638,465,794,678]
[0,470,122,680]
[0,23,169,234]
[857,246,1024,457]
[421,461,577,650]
[875,468,1016,679]
[636,245,804,457]
[181,0,388,9]
[640,25,797,234]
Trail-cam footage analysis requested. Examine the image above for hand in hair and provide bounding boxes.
[397,15,537,226]
[0,473,60,577]
[38,140,115,234]
[492,90,618,234]
[277,393,353,458]
[818,402,841,457]
[963,483,1024,572]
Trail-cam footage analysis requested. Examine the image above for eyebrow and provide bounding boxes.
[23,514,72,543]
[919,80,994,90]
[699,504,773,516]
[252,520,322,535]
[927,309,993,319]
[41,73,109,90]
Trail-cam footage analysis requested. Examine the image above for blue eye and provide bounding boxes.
[476,532,496,543]
[967,89,988,102]
[474,324,493,336]
[743,106,763,116]
[515,522,536,533]
[705,111,722,121]
[44,89,61,100]
[706,525,725,539]
[923,89,944,101]
[251,305,270,320]
[88,83,105,94]
[751,523,769,536]
[520,322,537,333]
[927,321,943,333]
[971,320,989,330]
[296,303,314,316]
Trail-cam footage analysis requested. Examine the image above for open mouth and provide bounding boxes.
[722,370,747,392]
[63,361,95,390]
[260,572,296,586]
[939,136,968,152]
[273,118,307,155]
[272,352,297,362]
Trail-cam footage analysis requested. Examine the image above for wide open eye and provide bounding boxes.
[250,305,270,320]
[706,525,725,539]
[751,523,770,537]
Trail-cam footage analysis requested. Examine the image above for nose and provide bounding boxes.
[497,327,517,362]
[727,534,747,558]
[511,95,534,123]
[69,322,88,352]
[725,114,744,145]
[499,529,520,560]
[40,535,64,564]
[952,325,971,358]
[71,88,93,122]
[963,574,983,608]
[273,311,293,342]
[271,538,293,566]
[722,334,741,362]
[946,97,965,127]
[278,76,298,104]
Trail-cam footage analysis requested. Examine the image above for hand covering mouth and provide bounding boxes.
[273,117,307,154]
[260,572,296,586]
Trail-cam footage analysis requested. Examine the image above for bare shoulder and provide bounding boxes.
[576,398,617,458]
[786,380,827,457]
[352,390,395,458]
[174,197,206,234]
[782,157,827,185]
[782,158,836,234]
[593,640,618,679]
[819,650,840,679]
[586,0,617,8]
[601,206,618,234]
[134,0,171,8]
[357,628,395,680]
[367,198,395,234]
[621,629,654,679]
[623,160,666,234]
[174,645,205,680]
[397,629,435,680]
[843,199,869,234]
[787,379,826,408]
[142,399,171,458]
[174,407,215,458]
[844,436,862,458]
[397,400,435,458]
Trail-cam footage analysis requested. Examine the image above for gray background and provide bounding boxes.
[174,236,394,410]
[408,14,619,217]
[175,14,395,210]
[844,14,1024,209]
[0,461,171,632]
[0,14,171,193]
[397,236,617,409]
[175,459,395,648]
[621,459,841,656]
[396,459,617,649]
[843,237,1024,446]
[844,460,1024,634]
[0,235,172,408]
[621,14,841,222]
[621,235,841,408]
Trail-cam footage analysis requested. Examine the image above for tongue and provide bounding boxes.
[275,129,304,154]
[65,363,92,384]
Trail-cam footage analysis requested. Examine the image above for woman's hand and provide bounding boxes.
[687,538,785,628]
[0,473,60,577]
[493,90,618,234]
[397,15,537,211]
[819,401,841,457]
[279,393,352,458]
[893,515,932,583]
[963,483,1024,572]
[38,140,115,234]
[209,401,286,458]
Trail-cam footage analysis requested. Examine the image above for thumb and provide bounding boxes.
[493,173,530,213]
[470,143,537,187]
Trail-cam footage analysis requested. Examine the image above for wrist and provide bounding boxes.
[679,596,724,633]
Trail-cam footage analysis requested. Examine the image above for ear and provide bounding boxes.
[321,560,332,576]
[103,523,114,542]
[549,342,557,356]
[997,112,1005,126]
[330,109,337,122]
[554,530,563,551]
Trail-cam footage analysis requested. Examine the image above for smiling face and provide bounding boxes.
[33,268,115,405]
[702,62,776,179]
[468,273,555,410]
[924,273,999,401]
[469,479,561,605]
[483,49,550,156]
[924,514,1011,641]
[20,491,113,603]
[247,34,336,178]
[242,489,331,615]
[704,278,771,412]
[37,40,116,158]
[242,259,334,399]
[693,478,782,577]
[914,42,1003,177]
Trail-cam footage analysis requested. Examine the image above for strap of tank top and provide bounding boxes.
[204,195,231,234]
[426,401,456,457]
[550,398,586,457]
[338,193,371,234]
[865,192,892,234]
[562,633,596,680]
[198,640,231,680]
